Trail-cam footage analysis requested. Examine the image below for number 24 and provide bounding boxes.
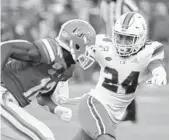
[102,67,140,94]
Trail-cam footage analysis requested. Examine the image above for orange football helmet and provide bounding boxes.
[56,19,96,69]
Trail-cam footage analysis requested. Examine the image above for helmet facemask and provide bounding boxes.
[70,38,95,70]
[113,12,147,57]
[114,31,146,57]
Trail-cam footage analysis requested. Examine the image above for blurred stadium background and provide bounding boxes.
[1,0,169,140]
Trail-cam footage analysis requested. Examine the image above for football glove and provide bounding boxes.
[51,80,69,105]
[146,66,167,85]
[54,106,72,122]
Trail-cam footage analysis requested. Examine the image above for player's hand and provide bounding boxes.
[53,95,69,105]
[146,74,167,85]
[54,106,72,122]
[51,81,69,105]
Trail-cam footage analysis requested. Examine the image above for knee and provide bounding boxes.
[97,134,116,140]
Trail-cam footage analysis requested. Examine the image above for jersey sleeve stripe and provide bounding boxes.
[34,40,51,64]
[46,38,60,58]
[147,59,164,71]
[41,39,55,62]
[152,45,164,57]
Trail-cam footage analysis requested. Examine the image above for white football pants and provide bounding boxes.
[0,86,55,140]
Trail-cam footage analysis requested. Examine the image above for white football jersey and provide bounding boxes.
[87,34,164,123]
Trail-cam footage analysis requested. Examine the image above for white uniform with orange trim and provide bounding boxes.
[87,34,164,123]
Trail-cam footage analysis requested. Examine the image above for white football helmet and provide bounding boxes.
[56,19,96,69]
[113,12,147,57]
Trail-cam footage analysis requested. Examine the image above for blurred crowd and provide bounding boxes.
[1,0,169,82]
[1,0,104,42]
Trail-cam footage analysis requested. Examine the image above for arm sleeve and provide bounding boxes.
[1,40,40,70]
[147,41,165,72]
[147,59,164,72]
[33,38,60,64]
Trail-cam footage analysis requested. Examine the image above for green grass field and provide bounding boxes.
[1,83,169,140]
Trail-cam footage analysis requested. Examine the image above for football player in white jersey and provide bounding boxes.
[59,12,167,140]
[100,0,139,121]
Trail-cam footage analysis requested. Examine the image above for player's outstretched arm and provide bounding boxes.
[54,93,88,105]
[36,94,72,122]
[67,93,88,104]
[146,65,167,85]
[51,78,88,105]
[147,57,167,85]
[146,42,167,85]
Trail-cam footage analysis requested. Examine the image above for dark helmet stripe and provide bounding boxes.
[122,12,135,29]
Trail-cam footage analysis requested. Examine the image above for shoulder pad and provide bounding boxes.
[33,38,61,64]
[145,41,163,50]
[145,41,163,56]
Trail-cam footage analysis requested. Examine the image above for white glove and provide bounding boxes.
[146,66,167,85]
[53,95,69,105]
[51,81,69,105]
[146,75,167,85]
[54,106,72,122]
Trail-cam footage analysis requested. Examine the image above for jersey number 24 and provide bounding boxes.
[102,67,140,94]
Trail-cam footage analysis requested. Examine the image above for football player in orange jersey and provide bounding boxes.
[60,12,167,140]
[0,19,96,140]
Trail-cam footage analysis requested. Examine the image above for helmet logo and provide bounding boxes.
[72,28,91,42]
[72,28,84,37]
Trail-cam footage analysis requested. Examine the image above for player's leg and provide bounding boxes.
[0,86,55,140]
[77,94,116,140]
[72,129,93,140]
[123,99,137,123]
